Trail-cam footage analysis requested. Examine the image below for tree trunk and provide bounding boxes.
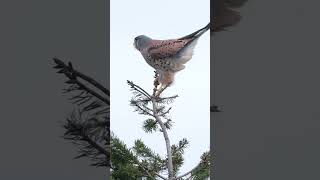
[152,98,174,179]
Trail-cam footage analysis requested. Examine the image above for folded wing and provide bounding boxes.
[147,40,189,60]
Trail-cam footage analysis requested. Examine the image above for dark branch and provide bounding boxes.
[53,57,110,104]
[53,57,109,96]
[53,58,109,168]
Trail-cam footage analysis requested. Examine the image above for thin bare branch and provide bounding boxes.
[152,98,174,179]
[159,107,172,116]
[174,164,200,180]
[135,160,167,180]
[53,57,109,96]
[134,103,155,117]
[53,58,110,104]
[127,80,152,100]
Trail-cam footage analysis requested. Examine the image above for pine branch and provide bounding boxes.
[174,152,211,180]
[127,80,152,100]
[111,135,166,179]
[53,58,109,168]
[135,160,167,180]
[131,100,155,117]
[53,57,109,104]
[63,113,109,167]
[128,72,211,179]
[53,57,109,96]
[159,107,172,116]
[128,80,175,179]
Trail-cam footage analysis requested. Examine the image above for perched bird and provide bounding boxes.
[134,23,210,96]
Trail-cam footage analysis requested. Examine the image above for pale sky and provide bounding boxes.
[110,0,210,176]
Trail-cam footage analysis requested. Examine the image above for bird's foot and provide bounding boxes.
[153,77,160,96]
[154,78,159,87]
[154,88,163,98]
[154,71,159,78]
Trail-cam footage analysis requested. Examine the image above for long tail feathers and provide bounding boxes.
[178,22,210,40]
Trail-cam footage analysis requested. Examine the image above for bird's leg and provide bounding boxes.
[153,77,160,96]
[161,82,171,93]
[155,82,172,98]
[154,83,162,98]
[153,71,160,97]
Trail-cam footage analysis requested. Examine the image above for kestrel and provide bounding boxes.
[134,23,210,96]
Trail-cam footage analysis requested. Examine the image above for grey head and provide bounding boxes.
[134,35,152,51]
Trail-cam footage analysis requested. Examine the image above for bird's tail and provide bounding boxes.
[178,22,210,40]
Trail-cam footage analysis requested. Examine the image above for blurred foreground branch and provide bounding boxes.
[53,58,109,167]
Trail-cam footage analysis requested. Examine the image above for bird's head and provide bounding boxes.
[133,35,151,51]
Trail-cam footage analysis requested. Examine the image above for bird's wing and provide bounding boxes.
[212,0,248,32]
[147,39,189,60]
[173,23,210,64]
[174,37,199,65]
[148,23,210,60]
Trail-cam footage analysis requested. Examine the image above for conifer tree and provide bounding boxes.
[113,72,211,180]
[53,59,212,179]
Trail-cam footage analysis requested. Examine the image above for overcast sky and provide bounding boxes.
[111,0,210,176]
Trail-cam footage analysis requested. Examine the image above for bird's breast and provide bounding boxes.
[141,50,183,72]
[142,52,167,70]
